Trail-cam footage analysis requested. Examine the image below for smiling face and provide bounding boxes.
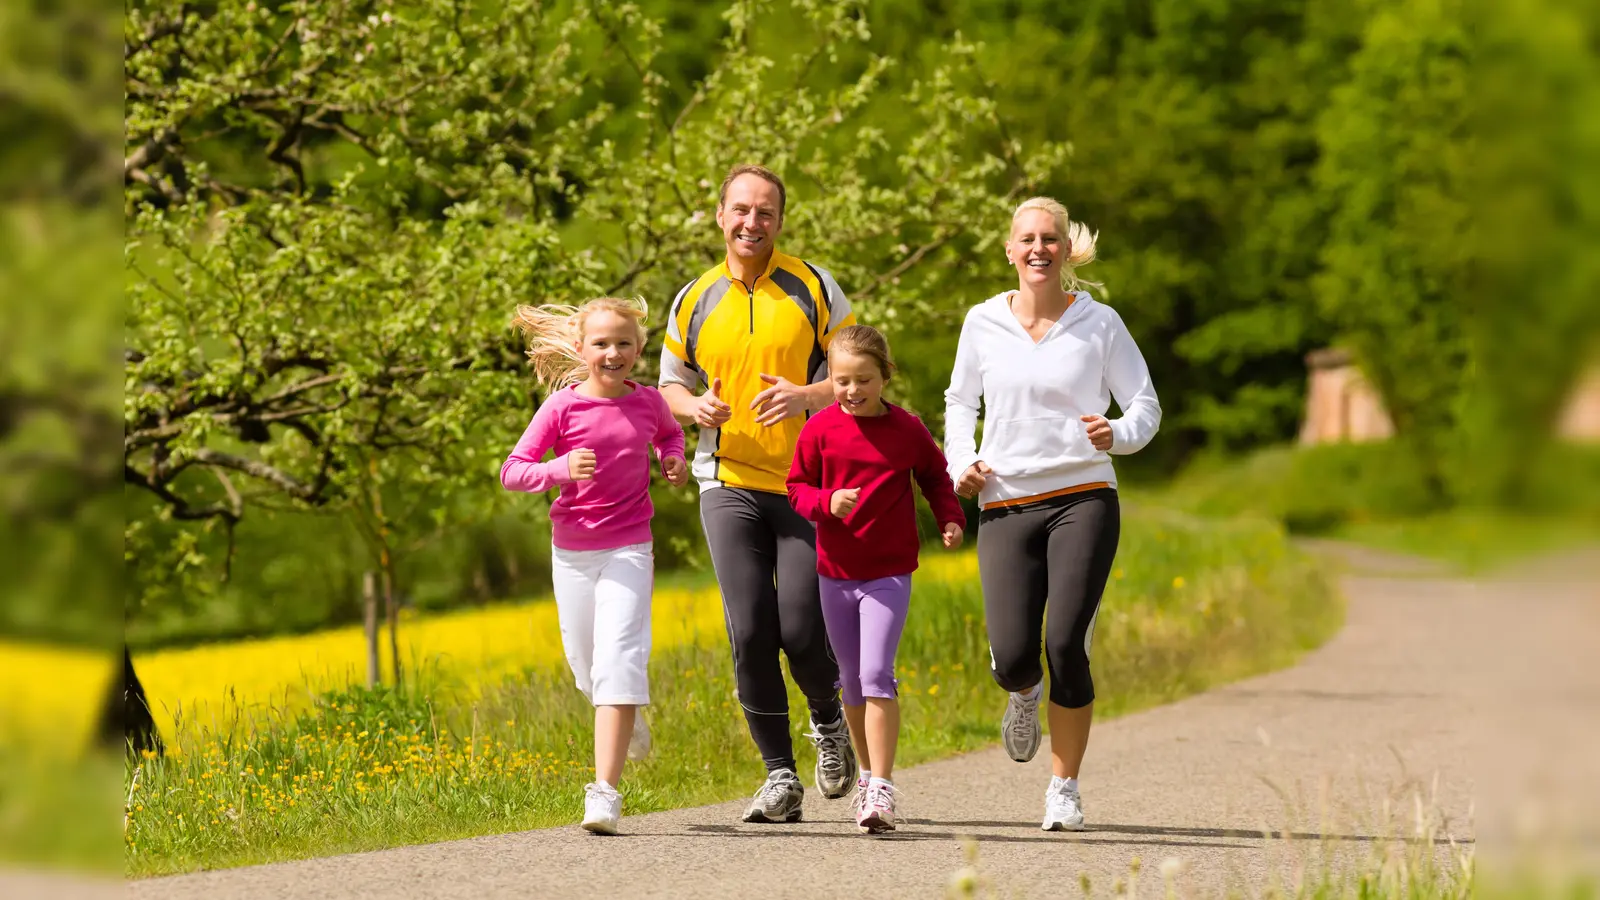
[574,310,641,395]
[830,349,887,417]
[1007,207,1066,288]
[716,173,784,266]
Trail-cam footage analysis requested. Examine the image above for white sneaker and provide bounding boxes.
[1042,781,1085,832]
[1002,687,1042,763]
[581,782,623,835]
[857,779,899,834]
[627,708,651,761]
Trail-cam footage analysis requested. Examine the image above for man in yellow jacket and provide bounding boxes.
[659,164,858,823]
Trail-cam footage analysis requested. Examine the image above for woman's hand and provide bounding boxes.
[955,461,992,498]
[1080,415,1113,452]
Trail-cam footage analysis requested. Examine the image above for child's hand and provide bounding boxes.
[567,448,597,481]
[829,487,860,519]
[941,522,965,549]
[662,455,689,487]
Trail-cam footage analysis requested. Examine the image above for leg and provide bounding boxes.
[591,542,655,786]
[700,489,793,772]
[819,575,869,772]
[766,493,842,722]
[766,493,857,798]
[857,574,912,780]
[550,546,600,702]
[1042,491,1120,779]
[977,508,1050,693]
[978,505,1051,762]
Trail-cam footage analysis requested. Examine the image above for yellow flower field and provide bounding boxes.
[2,552,983,752]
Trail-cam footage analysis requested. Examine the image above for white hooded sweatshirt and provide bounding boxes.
[943,290,1161,508]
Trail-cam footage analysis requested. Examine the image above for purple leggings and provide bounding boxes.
[818,574,912,706]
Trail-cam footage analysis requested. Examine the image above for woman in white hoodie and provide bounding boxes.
[943,196,1161,832]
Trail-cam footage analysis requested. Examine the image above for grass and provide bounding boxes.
[1149,443,1600,573]
[118,510,1339,877]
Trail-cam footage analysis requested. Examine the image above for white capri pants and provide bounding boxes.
[550,541,653,706]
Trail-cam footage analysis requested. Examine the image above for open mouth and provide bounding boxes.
[1027,258,1051,269]
[844,397,868,408]
[600,362,626,372]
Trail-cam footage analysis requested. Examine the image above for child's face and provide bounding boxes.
[575,310,640,391]
[830,349,886,417]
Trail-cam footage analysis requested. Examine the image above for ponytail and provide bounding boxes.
[511,297,649,388]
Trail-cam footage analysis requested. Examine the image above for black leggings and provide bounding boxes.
[700,487,842,773]
[977,488,1120,709]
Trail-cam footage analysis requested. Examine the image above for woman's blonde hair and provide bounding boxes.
[828,324,895,381]
[510,297,649,388]
[1010,196,1103,294]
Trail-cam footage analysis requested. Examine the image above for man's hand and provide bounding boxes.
[829,487,861,519]
[955,461,992,498]
[752,373,810,426]
[691,377,733,429]
[1080,414,1113,452]
[941,522,965,549]
[567,448,597,481]
[662,455,689,487]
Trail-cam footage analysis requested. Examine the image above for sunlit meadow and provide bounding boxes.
[109,510,1339,876]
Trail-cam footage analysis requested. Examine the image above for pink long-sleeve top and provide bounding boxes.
[499,381,686,551]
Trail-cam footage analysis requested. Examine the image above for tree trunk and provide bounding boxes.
[99,646,163,757]
[363,570,380,688]
[382,563,402,687]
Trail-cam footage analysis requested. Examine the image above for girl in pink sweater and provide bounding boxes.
[500,297,688,835]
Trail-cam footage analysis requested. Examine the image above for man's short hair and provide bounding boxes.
[717,164,786,220]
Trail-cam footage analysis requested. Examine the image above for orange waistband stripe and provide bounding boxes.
[980,481,1112,512]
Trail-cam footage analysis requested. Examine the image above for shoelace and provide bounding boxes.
[864,781,899,816]
[807,727,850,776]
[757,775,796,805]
[1046,787,1079,815]
[1009,694,1038,741]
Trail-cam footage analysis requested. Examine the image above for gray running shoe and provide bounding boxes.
[1002,687,1042,763]
[806,713,858,799]
[742,768,804,823]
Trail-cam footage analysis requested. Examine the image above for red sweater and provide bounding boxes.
[786,403,967,581]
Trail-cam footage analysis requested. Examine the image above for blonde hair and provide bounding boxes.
[828,324,895,381]
[511,297,649,388]
[1010,196,1103,294]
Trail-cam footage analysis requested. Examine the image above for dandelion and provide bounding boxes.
[1172,576,1185,589]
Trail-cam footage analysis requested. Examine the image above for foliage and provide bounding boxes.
[123,0,1064,627]
[117,516,1338,874]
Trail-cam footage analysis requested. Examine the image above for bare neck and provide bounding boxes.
[726,251,774,287]
[1010,282,1075,320]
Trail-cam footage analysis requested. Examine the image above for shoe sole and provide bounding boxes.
[1042,820,1085,832]
[858,815,895,834]
[741,808,803,824]
[581,819,619,835]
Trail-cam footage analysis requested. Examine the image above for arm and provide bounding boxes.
[1104,311,1162,455]
[499,400,575,493]
[785,426,830,522]
[649,389,688,463]
[910,416,967,530]
[942,313,984,482]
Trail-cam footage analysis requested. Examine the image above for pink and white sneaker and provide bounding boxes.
[851,776,870,819]
[856,779,898,834]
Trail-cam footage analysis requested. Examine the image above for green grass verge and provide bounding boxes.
[123,510,1340,877]
[1148,443,1600,573]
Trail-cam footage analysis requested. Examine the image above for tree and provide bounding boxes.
[124,0,1066,649]
[1312,0,1471,504]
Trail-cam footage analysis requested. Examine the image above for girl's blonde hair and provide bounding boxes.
[511,297,649,388]
[1010,196,1103,294]
[828,324,895,380]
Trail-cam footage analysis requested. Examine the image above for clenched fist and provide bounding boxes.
[956,461,992,499]
[941,522,965,549]
[1080,414,1113,451]
[829,487,861,519]
[567,448,597,481]
[661,454,689,487]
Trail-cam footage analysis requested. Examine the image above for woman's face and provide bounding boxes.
[1007,208,1065,288]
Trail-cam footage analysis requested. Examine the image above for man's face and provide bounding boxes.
[715,173,783,265]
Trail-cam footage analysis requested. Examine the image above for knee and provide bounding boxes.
[988,645,1043,694]
[857,662,898,701]
[1044,644,1093,708]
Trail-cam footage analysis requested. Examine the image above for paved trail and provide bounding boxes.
[101,545,1597,898]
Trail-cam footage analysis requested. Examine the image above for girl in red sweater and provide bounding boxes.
[785,324,966,834]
